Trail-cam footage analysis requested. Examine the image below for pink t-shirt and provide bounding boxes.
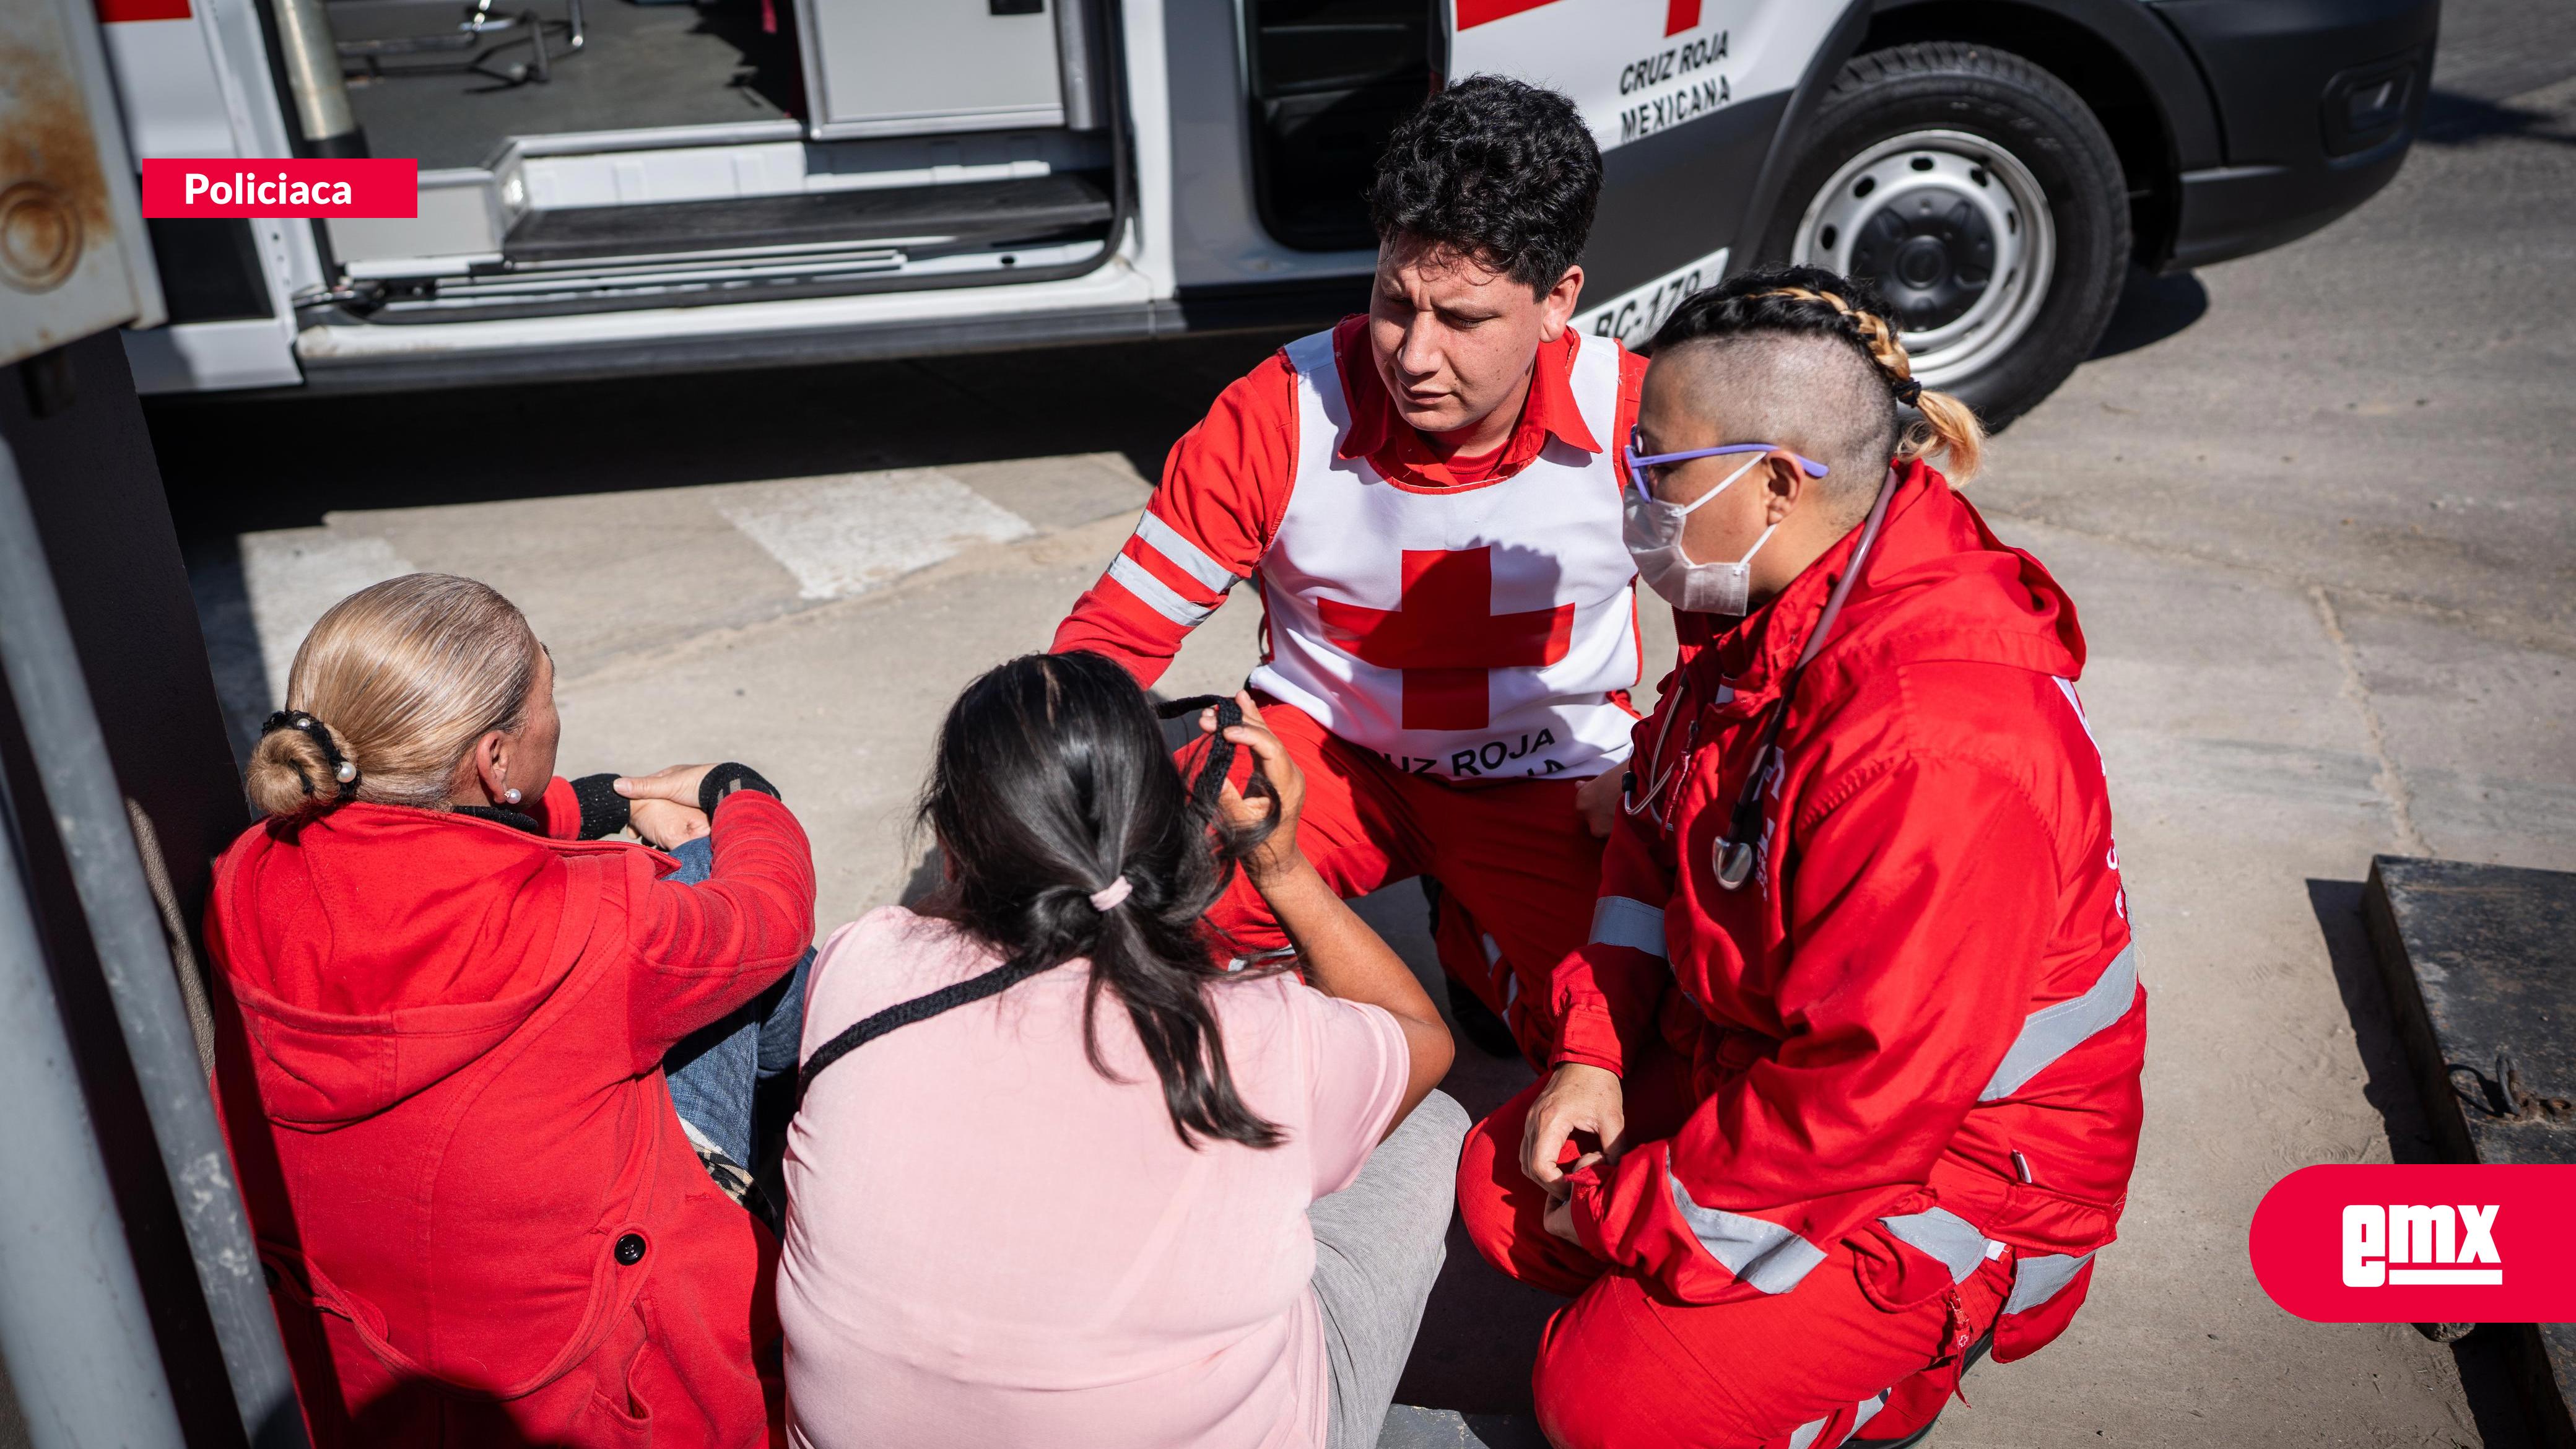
[777,907,1409,1449]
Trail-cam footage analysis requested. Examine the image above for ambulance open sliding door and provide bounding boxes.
[796,0,1106,140]
[100,0,317,389]
[1447,0,1840,349]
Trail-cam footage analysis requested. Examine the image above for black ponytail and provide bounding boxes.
[920,651,1284,1149]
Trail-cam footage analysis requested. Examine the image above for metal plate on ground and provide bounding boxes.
[2363,853,2576,1447]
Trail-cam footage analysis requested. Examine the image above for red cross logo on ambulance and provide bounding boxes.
[2250,1164,2576,1323]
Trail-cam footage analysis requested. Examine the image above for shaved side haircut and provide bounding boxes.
[1650,266,1987,526]
[1657,334,1904,529]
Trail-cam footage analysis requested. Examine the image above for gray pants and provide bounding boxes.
[1309,1089,1471,1449]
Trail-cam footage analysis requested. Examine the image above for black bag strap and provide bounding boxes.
[794,958,1042,1108]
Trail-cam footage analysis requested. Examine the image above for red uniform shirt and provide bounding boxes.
[1052,316,1649,684]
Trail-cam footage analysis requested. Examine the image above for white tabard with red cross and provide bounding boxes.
[1246,327,1641,783]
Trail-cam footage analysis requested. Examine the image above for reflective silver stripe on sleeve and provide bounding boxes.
[1106,554,1216,629]
[1588,896,1668,959]
[1879,1206,1997,1284]
[1133,511,1241,594]
[1785,1416,1828,1449]
[2004,1250,2095,1315]
[1980,944,2140,1100]
[1666,1170,1828,1294]
[1852,1389,1891,1437]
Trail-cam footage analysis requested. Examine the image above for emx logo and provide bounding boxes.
[2252,1165,2574,1322]
[2342,1203,2500,1286]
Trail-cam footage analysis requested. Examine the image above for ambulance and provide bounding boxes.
[102,0,2436,421]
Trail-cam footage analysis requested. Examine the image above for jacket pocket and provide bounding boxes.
[1993,1247,2098,1362]
[587,1302,654,1449]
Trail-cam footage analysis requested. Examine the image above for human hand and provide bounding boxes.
[615,764,718,811]
[1575,768,1622,840]
[1521,1062,1627,1193]
[1543,1187,1584,1247]
[1208,693,1309,889]
[629,797,709,850]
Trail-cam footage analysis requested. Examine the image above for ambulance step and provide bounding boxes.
[499,173,1113,268]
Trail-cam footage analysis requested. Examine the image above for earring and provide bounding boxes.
[503,787,523,804]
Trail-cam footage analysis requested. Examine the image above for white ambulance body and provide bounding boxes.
[99,0,2435,423]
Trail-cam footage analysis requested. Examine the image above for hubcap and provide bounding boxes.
[1790,130,2056,390]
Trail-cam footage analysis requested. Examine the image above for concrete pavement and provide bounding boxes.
[153,2,2574,1442]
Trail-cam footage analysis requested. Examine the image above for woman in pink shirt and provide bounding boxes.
[778,651,1463,1449]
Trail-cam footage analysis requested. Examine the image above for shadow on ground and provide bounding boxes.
[2421,89,2576,147]
[2090,266,2209,362]
[146,328,1303,539]
[2305,877,2538,1449]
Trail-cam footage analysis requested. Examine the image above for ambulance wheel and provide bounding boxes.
[1757,41,2130,430]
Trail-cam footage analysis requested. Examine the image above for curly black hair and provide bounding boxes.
[1368,75,1601,295]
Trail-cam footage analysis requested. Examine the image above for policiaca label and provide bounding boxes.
[140,159,417,219]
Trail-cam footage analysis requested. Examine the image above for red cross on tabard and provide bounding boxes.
[1315,547,1575,731]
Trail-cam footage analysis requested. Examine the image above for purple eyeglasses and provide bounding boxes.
[1623,426,1829,501]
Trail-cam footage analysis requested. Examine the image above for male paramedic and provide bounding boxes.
[1456,269,2147,1449]
[1051,76,1649,1065]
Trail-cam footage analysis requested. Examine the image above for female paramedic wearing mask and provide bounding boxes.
[1453,268,2146,1449]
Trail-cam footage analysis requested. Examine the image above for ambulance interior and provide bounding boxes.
[329,0,804,171]
[309,0,1437,323]
[316,0,1128,320]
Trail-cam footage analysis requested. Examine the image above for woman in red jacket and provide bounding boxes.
[1458,271,2145,1449]
[207,572,817,1448]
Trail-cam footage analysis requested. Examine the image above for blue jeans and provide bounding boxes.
[660,835,811,1169]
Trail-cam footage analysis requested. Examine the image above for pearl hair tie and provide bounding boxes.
[1088,876,1133,912]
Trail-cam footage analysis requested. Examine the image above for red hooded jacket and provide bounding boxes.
[1556,463,2144,1360]
[207,779,815,1448]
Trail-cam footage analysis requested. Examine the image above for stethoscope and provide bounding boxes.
[1622,468,1900,890]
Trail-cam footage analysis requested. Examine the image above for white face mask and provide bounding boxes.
[1623,453,1782,616]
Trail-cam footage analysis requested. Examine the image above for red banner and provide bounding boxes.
[96,0,191,23]
[141,159,417,219]
[1453,0,1559,30]
[2249,1164,2576,1322]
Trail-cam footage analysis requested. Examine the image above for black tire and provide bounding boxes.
[1754,42,2130,429]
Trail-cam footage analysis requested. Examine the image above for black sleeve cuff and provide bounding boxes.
[568,774,631,840]
[697,763,781,817]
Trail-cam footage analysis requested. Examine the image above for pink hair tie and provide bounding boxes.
[1088,876,1133,912]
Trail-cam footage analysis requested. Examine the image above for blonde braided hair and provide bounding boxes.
[1749,285,1985,482]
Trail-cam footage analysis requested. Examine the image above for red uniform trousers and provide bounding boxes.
[1198,699,1605,1066]
[1458,1050,2007,1449]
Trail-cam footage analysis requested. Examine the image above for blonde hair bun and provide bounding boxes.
[245,711,359,817]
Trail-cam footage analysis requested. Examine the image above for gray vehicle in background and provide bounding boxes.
[114,0,2437,423]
